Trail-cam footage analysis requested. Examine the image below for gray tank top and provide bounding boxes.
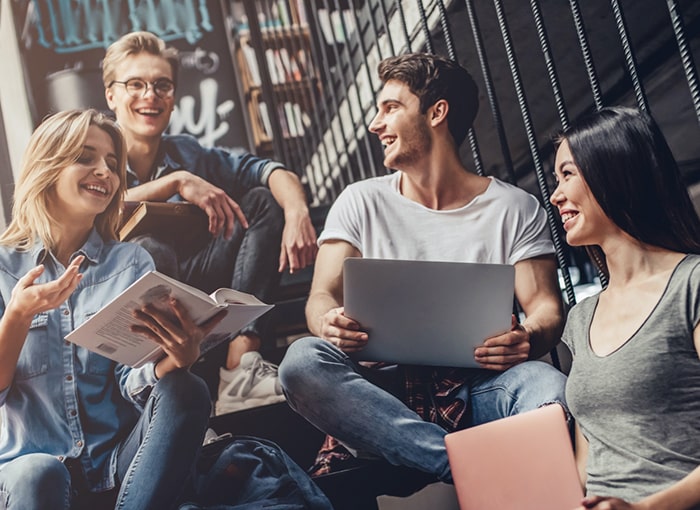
[563,254,700,501]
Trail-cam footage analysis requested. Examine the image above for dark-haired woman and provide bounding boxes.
[551,106,700,509]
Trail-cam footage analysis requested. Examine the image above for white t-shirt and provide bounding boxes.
[319,172,554,264]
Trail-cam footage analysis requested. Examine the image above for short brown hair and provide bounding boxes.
[102,31,179,87]
[377,53,479,147]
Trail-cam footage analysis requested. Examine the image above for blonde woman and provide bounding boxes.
[0,109,224,509]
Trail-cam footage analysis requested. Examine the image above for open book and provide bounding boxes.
[65,271,274,368]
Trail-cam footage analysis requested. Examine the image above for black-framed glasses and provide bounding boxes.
[109,78,175,99]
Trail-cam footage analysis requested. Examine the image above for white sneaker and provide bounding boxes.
[214,351,286,415]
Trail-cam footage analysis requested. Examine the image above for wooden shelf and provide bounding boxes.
[227,0,317,156]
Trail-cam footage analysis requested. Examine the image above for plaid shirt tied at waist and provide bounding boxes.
[310,365,472,477]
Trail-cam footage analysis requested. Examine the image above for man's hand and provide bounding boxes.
[279,209,318,274]
[131,297,227,374]
[474,314,530,371]
[319,306,368,352]
[176,171,248,238]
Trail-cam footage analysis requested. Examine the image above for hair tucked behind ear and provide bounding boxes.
[558,106,700,278]
[0,109,128,252]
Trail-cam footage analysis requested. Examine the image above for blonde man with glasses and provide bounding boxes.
[103,31,318,414]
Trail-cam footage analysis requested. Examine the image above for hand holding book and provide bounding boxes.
[65,271,274,368]
[131,295,229,373]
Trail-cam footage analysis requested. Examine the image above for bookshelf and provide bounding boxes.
[223,0,319,165]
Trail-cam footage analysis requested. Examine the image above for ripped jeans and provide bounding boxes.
[279,336,568,483]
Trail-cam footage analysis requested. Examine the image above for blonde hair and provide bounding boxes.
[0,109,128,251]
[103,31,179,87]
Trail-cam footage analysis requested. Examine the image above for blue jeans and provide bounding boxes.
[279,337,568,483]
[0,370,211,510]
[131,187,284,346]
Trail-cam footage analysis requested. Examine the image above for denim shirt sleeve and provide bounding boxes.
[155,135,286,202]
[112,249,159,408]
[116,362,159,409]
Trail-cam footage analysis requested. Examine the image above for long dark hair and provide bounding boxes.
[558,106,700,276]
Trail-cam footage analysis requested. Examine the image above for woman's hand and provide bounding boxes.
[7,256,84,322]
[575,496,643,510]
[131,297,227,376]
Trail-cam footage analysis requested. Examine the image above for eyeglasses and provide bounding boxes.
[109,78,175,99]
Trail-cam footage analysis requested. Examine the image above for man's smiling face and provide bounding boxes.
[105,53,175,146]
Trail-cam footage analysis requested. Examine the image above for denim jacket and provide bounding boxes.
[126,134,286,202]
[0,230,157,491]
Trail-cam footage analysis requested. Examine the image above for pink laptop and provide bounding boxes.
[445,404,583,510]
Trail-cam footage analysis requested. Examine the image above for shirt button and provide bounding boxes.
[69,409,77,417]
[63,309,70,316]
[76,440,83,447]
[66,375,73,382]
[57,455,64,462]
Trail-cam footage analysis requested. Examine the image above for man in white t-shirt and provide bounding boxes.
[278,53,567,483]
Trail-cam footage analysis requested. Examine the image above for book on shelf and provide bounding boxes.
[293,102,310,135]
[119,201,208,243]
[241,40,262,86]
[257,100,274,140]
[295,48,315,78]
[289,52,302,81]
[265,48,281,84]
[278,47,295,81]
[276,0,291,27]
[294,0,308,25]
[317,8,356,44]
[283,102,299,137]
[274,48,291,82]
[65,271,274,368]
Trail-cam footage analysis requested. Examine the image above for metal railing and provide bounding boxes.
[251,0,700,316]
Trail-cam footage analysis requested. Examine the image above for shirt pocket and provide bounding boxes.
[80,311,115,376]
[15,313,50,379]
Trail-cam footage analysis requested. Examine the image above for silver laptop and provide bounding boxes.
[343,258,515,368]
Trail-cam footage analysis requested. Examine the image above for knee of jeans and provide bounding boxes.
[510,361,568,407]
[3,454,71,505]
[155,369,212,416]
[129,235,179,276]
[278,336,329,393]
[242,188,284,229]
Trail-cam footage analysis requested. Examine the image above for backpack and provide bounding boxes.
[178,435,333,510]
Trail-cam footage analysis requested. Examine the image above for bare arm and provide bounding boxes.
[515,255,565,358]
[475,255,564,370]
[304,240,367,351]
[575,469,700,510]
[574,421,588,489]
[0,258,83,391]
[267,169,318,274]
[124,171,184,202]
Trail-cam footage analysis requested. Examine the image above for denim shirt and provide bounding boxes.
[126,134,285,202]
[0,230,158,491]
